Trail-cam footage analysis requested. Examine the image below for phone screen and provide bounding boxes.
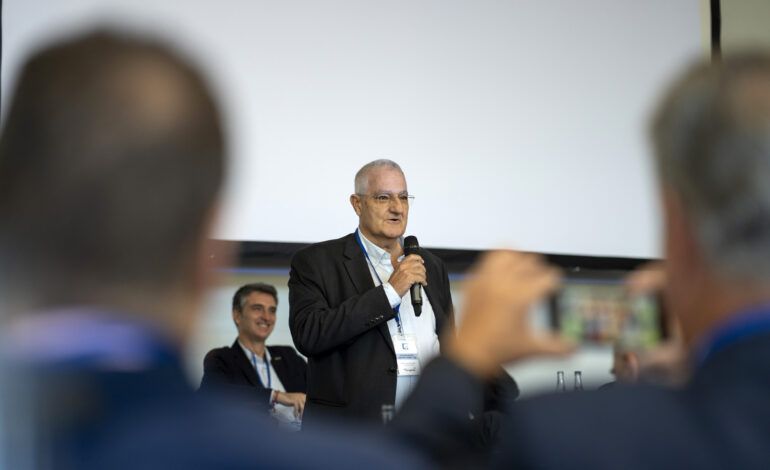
[549,276,665,348]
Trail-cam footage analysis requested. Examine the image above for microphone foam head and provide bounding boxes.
[404,235,419,254]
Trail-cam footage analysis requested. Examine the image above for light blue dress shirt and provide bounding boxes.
[357,231,440,409]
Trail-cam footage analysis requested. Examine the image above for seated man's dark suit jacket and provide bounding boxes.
[199,341,307,407]
[394,331,770,469]
[288,233,455,424]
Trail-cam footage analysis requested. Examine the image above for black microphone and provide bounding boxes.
[403,235,423,316]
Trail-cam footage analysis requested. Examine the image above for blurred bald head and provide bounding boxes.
[0,30,225,309]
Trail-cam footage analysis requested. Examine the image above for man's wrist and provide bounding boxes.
[382,282,402,308]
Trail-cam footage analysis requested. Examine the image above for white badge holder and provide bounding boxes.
[392,334,420,376]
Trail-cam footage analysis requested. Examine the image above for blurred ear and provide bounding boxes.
[194,203,234,295]
[350,194,363,217]
[164,203,232,348]
[661,186,712,349]
[622,352,640,381]
[232,308,241,327]
[662,188,702,273]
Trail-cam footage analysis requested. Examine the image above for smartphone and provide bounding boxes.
[549,272,667,348]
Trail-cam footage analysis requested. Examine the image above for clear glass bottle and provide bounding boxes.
[555,371,566,392]
[381,404,395,425]
[574,370,584,391]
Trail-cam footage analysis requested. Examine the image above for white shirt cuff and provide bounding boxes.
[382,282,402,309]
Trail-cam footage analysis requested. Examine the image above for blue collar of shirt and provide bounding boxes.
[695,303,770,368]
[4,308,179,370]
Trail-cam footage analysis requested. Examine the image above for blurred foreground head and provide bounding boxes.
[652,53,770,346]
[0,30,225,334]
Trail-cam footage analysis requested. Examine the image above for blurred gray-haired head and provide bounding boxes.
[652,52,770,281]
[0,30,225,308]
[354,159,404,195]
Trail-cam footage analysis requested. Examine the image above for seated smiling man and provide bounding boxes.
[201,283,307,425]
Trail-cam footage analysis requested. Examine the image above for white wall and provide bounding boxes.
[2,0,703,258]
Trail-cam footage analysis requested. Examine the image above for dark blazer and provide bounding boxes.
[396,332,770,469]
[199,341,307,406]
[289,233,454,423]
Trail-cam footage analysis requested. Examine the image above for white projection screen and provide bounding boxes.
[2,1,705,258]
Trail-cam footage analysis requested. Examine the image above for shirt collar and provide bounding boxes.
[695,302,770,367]
[4,307,178,370]
[357,229,401,267]
[239,340,270,364]
[356,229,404,266]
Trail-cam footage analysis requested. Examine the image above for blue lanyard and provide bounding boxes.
[354,229,403,333]
[250,350,272,389]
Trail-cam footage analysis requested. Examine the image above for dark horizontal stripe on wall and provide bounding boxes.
[212,240,655,274]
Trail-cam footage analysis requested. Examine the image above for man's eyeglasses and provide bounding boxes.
[358,192,415,206]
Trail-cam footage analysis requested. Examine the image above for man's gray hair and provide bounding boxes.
[652,52,770,281]
[354,159,404,195]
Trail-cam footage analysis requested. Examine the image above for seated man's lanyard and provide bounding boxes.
[354,229,403,334]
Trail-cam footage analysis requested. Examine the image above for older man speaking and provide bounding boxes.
[289,159,455,424]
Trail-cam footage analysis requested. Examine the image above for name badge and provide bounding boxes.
[392,334,420,376]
